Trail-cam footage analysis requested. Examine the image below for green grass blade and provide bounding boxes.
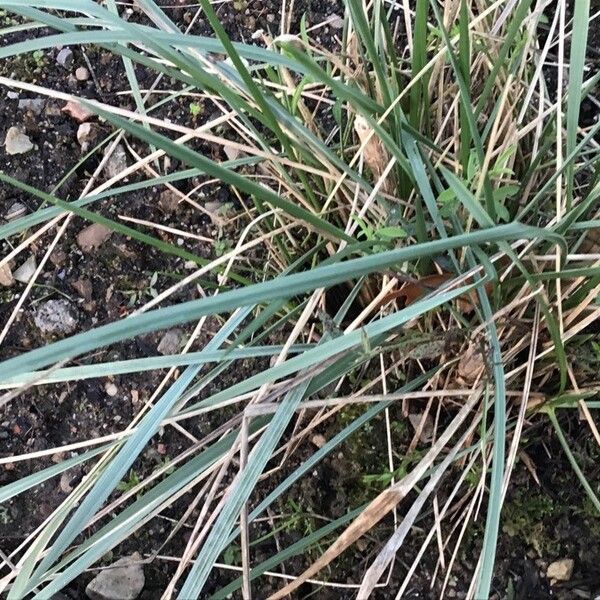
[19,309,252,595]
[0,445,112,504]
[565,0,591,207]
[0,224,562,382]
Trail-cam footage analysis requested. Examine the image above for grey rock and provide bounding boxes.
[56,48,73,68]
[4,126,33,155]
[157,329,182,355]
[85,553,145,600]
[18,98,45,114]
[34,300,79,335]
[7,91,19,99]
[104,144,128,180]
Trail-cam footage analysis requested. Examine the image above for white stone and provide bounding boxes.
[13,255,37,284]
[4,127,33,155]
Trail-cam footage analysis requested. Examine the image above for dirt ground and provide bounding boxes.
[1,2,599,598]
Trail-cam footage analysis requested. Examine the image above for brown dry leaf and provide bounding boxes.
[379,272,491,313]
[457,342,484,384]
[77,223,112,252]
[61,100,95,123]
[519,450,540,486]
[72,278,93,300]
[59,472,73,493]
[354,115,393,194]
[408,412,434,442]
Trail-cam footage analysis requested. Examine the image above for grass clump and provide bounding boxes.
[0,0,598,597]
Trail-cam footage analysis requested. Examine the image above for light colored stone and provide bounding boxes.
[223,145,239,161]
[329,14,344,29]
[77,223,112,252]
[0,264,14,287]
[311,434,326,448]
[59,471,73,493]
[85,553,145,600]
[13,255,37,284]
[105,382,118,397]
[157,330,182,355]
[547,558,574,582]
[33,300,78,335]
[4,127,33,155]
[75,66,90,81]
[77,122,97,151]
[56,47,73,68]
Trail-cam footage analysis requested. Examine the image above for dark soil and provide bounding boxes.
[1,2,599,599]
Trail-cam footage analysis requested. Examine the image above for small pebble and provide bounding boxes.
[157,330,182,355]
[85,553,145,600]
[4,126,33,155]
[311,434,326,448]
[77,123,96,151]
[158,189,179,214]
[329,14,345,29]
[13,255,37,284]
[0,264,14,287]
[7,91,19,99]
[18,98,45,114]
[56,47,73,68]
[105,382,118,397]
[547,558,574,582]
[75,66,89,81]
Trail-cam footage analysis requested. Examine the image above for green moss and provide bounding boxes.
[502,488,559,555]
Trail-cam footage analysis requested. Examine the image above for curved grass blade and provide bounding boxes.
[0,223,563,382]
